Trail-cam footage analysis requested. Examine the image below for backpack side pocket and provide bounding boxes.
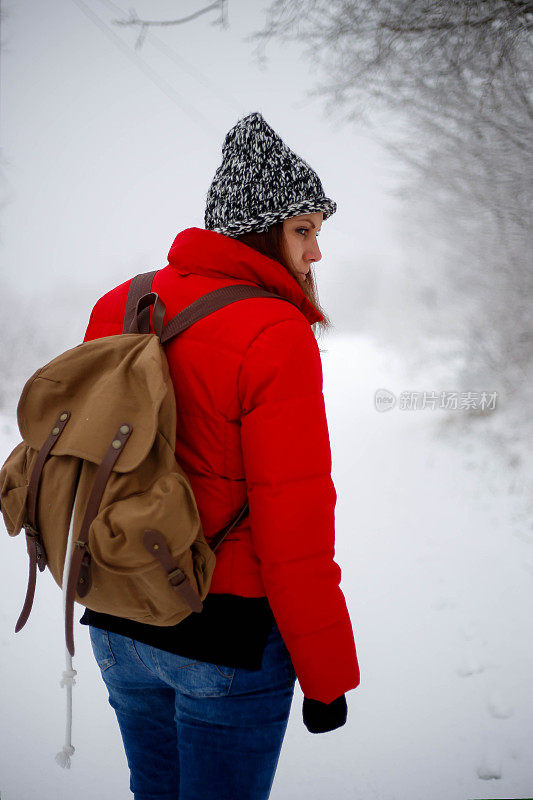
[0,442,31,537]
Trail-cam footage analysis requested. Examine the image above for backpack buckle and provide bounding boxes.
[167,567,186,586]
[23,523,48,571]
[23,522,39,536]
[74,540,89,550]
[142,529,203,613]
[77,551,92,598]
[35,539,46,571]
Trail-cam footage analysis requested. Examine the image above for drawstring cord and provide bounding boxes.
[55,502,78,768]
[55,657,77,768]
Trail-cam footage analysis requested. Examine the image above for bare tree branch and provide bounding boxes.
[114,2,225,28]
[253,0,533,394]
[113,1,228,49]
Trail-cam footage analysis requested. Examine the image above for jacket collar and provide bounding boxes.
[167,227,323,325]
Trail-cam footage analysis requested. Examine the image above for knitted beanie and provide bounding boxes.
[204,112,336,237]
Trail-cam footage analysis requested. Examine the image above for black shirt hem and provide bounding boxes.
[80,593,276,671]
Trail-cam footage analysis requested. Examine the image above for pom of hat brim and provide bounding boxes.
[206,197,337,238]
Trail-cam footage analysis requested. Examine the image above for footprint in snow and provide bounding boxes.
[477,741,502,780]
[487,690,514,719]
[457,652,485,677]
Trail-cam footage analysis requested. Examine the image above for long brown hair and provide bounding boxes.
[234,221,332,340]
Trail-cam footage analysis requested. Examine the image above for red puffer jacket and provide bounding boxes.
[83,226,360,704]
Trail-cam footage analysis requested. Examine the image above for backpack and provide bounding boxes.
[0,271,298,765]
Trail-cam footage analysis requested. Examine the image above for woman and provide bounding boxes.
[82,112,360,800]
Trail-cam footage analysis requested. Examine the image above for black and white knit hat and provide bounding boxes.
[204,112,336,237]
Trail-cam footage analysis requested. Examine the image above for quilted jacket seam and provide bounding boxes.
[248,470,331,488]
[236,317,313,417]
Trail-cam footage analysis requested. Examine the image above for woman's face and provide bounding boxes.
[281,212,323,285]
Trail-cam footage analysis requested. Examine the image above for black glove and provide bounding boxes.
[302,694,347,734]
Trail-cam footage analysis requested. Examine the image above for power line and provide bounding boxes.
[95,0,243,114]
[69,0,220,137]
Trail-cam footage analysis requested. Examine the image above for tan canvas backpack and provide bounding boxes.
[0,272,298,657]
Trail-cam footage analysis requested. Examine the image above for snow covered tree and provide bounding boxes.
[251,0,533,402]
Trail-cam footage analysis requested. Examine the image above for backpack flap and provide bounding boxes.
[17,333,174,473]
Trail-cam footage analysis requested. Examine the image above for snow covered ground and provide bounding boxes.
[1,333,532,800]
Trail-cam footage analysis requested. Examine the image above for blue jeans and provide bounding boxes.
[89,621,297,800]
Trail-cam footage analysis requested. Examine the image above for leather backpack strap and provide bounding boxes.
[160,284,300,344]
[123,271,158,334]
[64,422,133,656]
[125,278,300,344]
[15,411,71,634]
[158,284,298,549]
[142,530,203,613]
[123,281,297,555]
[209,500,249,553]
